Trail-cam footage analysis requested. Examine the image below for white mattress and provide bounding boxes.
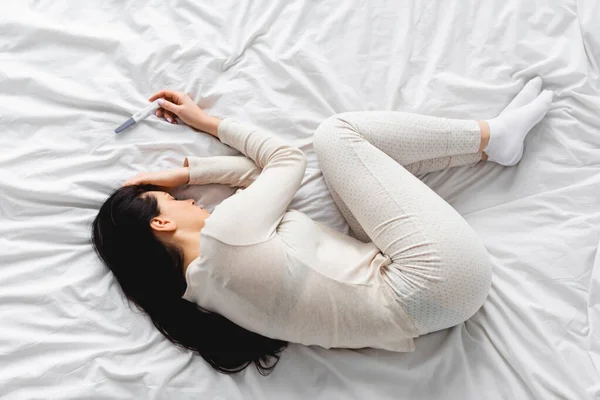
[1,1,598,399]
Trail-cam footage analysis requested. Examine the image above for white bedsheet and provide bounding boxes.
[1,1,598,399]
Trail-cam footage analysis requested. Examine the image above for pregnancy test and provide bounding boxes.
[114,98,165,133]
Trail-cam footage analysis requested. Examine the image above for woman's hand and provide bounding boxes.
[148,89,221,137]
[122,168,189,188]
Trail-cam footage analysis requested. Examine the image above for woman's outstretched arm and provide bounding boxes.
[121,91,261,190]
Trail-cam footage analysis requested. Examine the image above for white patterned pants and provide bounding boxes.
[313,112,493,335]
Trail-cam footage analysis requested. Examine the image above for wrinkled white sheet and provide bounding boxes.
[1,1,599,399]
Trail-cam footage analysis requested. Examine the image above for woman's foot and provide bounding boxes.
[500,77,543,114]
[484,89,553,166]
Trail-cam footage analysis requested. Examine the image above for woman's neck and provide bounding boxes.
[177,229,201,275]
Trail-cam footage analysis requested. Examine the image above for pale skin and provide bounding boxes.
[124,89,491,272]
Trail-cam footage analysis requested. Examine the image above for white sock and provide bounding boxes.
[485,90,553,166]
[500,77,543,115]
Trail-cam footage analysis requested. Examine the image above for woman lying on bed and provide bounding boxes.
[91,78,553,376]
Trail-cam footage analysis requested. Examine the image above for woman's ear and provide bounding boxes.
[150,216,177,232]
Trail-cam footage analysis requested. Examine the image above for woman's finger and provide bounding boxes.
[122,173,147,187]
[149,89,181,103]
[148,89,171,102]
[157,99,181,114]
[155,109,163,119]
[163,110,176,124]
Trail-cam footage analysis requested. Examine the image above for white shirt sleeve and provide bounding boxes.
[184,155,261,188]
[195,118,307,246]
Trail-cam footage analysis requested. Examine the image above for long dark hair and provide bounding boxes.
[91,184,287,375]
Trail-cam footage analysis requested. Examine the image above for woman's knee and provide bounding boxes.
[313,115,339,155]
[436,236,493,316]
[458,256,493,320]
[313,113,356,155]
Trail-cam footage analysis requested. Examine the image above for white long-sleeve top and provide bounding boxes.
[182,118,418,351]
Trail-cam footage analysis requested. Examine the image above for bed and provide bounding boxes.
[1,0,598,399]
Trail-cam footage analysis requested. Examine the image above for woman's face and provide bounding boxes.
[146,190,210,233]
